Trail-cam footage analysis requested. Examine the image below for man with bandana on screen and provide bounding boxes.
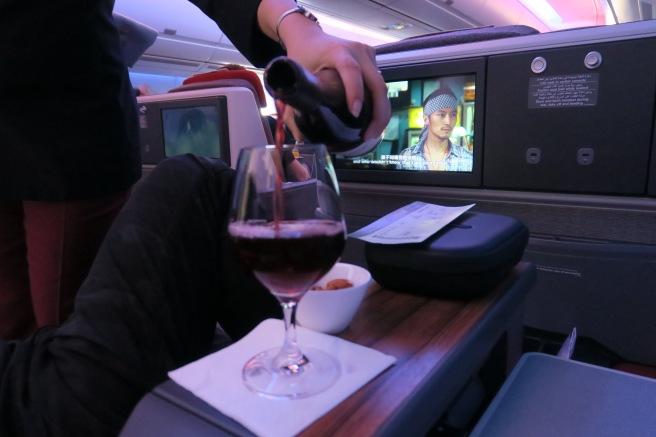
[398,86,473,171]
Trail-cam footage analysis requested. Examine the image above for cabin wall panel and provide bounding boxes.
[483,38,656,195]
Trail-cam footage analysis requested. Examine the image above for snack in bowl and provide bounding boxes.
[311,278,353,290]
[298,262,372,334]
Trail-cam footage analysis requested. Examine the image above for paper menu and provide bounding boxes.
[349,201,474,244]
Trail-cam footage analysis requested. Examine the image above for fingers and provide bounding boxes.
[334,43,391,142]
[285,34,390,144]
[331,47,367,119]
[362,58,391,142]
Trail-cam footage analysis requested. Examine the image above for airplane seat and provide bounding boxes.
[175,69,268,106]
[168,69,274,143]
[376,25,539,55]
[469,351,656,437]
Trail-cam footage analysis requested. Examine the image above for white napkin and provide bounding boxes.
[168,319,396,437]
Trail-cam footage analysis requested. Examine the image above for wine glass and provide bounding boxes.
[228,143,346,399]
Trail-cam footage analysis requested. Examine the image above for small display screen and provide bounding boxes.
[335,74,476,173]
[162,104,223,158]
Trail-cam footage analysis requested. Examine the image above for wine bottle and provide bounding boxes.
[264,56,380,157]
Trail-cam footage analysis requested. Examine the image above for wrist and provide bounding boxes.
[275,6,321,51]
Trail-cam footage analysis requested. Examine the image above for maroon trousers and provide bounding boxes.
[0,191,130,339]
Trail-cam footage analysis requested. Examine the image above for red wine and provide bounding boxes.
[229,220,345,300]
[273,99,286,227]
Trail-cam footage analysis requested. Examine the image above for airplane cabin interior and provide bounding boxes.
[104,1,656,435]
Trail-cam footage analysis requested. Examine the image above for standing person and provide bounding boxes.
[0,4,142,339]
[0,0,391,340]
[398,86,473,171]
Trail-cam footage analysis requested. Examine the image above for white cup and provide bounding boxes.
[297,262,372,334]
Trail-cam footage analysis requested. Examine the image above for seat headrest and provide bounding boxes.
[176,69,268,108]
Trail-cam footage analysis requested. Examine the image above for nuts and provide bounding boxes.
[311,278,353,291]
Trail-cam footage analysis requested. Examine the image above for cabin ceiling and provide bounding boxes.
[113,0,616,76]
[298,0,608,38]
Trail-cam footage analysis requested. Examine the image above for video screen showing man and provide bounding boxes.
[397,86,473,171]
[163,106,222,158]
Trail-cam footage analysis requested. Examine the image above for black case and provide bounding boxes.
[364,212,529,299]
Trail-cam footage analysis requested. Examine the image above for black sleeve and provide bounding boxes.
[0,155,280,436]
[189,0,285,68]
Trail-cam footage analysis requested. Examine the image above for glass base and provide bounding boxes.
[243,346,341,399]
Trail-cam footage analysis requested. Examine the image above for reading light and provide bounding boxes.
[519,0,563,27]
[381,22,413,31]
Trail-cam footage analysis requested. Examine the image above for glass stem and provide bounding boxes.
[275,300,308,373]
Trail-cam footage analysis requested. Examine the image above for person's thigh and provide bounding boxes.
[23,190,130,327]
[0,202,34,339]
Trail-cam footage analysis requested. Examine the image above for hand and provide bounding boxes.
[134,84,153,96]
[284,32,391,143]
[258,0,391,143]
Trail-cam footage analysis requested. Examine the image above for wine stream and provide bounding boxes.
[273,99,287,232]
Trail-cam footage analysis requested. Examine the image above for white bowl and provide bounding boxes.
[297,262,372,334]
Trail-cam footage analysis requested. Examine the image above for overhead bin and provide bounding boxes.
[114,0,250,74]
[387,0,485,31]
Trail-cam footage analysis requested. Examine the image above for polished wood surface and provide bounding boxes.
[124,262,535,437]
[300,261,536,437]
